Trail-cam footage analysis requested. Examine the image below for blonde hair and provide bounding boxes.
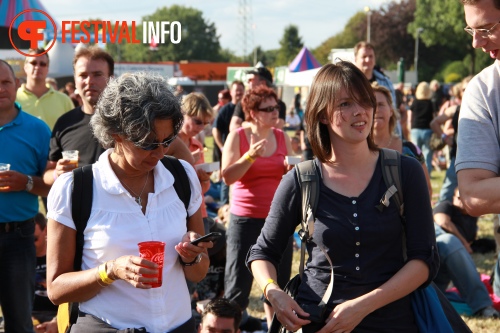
[415,82,432,100]
[371,83,398,135]
[182,92,213,120]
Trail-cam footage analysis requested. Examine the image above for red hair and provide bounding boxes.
[241,86,277,121]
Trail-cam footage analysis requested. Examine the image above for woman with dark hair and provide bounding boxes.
[247,62,438,332]
[221,85,294,326]
[46,72,210,332]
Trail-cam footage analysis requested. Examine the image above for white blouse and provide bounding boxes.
[47,149,202,332]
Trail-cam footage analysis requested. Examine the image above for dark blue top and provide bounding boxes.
[247,153,438,331]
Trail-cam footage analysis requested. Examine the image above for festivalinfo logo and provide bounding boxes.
[9,9,182,56]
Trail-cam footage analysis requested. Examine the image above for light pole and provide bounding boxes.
[414,27,424,83]
[364,7,371,43]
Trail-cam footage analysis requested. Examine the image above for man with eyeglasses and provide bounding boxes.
[16,48,74,130]
[43,46,194,186]
[456,0,500,300]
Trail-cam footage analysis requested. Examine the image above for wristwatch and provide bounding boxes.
[180,254,202,266]
[25,175,34,192]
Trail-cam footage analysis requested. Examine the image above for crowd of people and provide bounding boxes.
[2,1,500,331]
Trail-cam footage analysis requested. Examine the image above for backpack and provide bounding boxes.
[294,148,471,333]
[270,149,401,331]
[56,156,191,333]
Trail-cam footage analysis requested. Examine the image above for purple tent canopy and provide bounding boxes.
[0,0,57,32]
[288,47,321,72]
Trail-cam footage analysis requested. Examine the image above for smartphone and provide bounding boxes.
[190,232,222,246]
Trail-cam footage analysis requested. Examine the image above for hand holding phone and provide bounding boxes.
[190,232,222,246]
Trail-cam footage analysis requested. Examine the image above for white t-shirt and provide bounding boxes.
[286,113,301,128]
[47,149,202,331]
[456,61,500,174]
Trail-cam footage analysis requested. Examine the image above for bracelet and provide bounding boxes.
[180,253,202,266]
[98,262,115,285]
[95,268,109,287]
[244,153,255,163]
[263,278,277,299]
[441,133,447,140]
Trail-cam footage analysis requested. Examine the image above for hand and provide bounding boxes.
[175,231,213,264]
[34,317,58,333]
[317,299,367,333]
[0,170,29,192]
[196,169,212,183]
[110,255,160,289]
[444,134,454,147]
[266,288,311,332]
[191,149,202,163]
[54,158,78,178]
[248,133,267,159]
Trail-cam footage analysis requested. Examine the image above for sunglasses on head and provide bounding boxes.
[28,61,48,67]
[133,134,177,151]
[257,105,280,112]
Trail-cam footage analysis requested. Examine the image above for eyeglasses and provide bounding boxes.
[192,118,210,126]
[464,21,500,38]
[28,61,48,67]
[133,135,177,151]
[257,105,280,112]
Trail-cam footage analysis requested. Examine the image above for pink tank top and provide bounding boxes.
[230,127,287,218]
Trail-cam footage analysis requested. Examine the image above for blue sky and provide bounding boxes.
[40,0,391,55]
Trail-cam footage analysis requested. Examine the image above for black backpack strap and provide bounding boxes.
[161,156,191,215]
[295,160,334,307]
[379,148,407,261]
[71,165,94,271]
[379,148,404,217]
[69,164,93,328]
[295,160,319,278]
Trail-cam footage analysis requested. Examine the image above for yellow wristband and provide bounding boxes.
[98,262,115,285]
[263,278,277,299]
[244,153,255,163]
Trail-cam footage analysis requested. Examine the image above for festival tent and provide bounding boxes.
[288,47,321,73]
[0,0,58,49]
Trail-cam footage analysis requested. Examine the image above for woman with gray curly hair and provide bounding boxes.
[46,72,210,332]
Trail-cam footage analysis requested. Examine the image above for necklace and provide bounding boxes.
[386,135,393,148]
[121,171,150,206]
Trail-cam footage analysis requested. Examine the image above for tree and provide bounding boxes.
[364,0,417,69]
[107,5,223,62]
[313,11,365,64]
[275,25,304,66]
[409,0,472,72]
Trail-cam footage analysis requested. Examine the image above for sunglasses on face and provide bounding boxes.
[257,105,280,112]
[28,61,48,67]
[192,118,210,126]
[133,134,177,151]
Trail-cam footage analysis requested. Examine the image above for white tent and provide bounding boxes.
[284,67,321,87]
[47,40,75,78]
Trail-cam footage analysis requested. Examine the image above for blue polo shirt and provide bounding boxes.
[0,103,50,222]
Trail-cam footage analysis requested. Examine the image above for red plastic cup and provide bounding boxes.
[138,241,165,288]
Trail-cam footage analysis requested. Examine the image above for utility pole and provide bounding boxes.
[414,27,424,83]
